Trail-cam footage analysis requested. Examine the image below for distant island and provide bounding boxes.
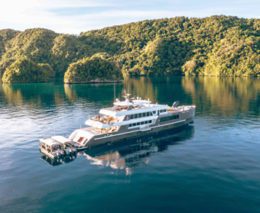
[0,16,259,83]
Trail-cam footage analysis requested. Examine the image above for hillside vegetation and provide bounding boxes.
[0,16,259,83]
[64,54,122,83]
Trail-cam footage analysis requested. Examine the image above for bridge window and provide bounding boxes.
[128,112,154,120]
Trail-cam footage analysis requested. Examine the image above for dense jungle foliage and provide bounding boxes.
[0,16,259,83]
[64,54,122,83]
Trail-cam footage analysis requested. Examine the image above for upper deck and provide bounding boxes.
[100,97,168,117]
[84,96,195,132]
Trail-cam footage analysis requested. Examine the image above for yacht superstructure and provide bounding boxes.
[68,95,195,149]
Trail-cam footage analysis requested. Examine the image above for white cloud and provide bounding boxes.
[0,0,114,33]
[0,0,258,34]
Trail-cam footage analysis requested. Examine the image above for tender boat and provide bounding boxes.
[51,136,77,155]
[39,136,76,159]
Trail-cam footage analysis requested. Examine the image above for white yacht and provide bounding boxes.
[67,95,195,149]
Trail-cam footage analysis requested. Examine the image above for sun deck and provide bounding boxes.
[100,105,143,113]
[102,98,153,113]
[81,126,119,135]
[91,114,119,124]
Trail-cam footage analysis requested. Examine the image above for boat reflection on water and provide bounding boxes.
[41,126,194,174]
[41,152,77,166]
[82,126,194,175]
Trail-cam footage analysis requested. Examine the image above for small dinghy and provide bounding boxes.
[39,136,76,159]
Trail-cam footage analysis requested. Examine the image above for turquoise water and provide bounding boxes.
[0,77,259,212]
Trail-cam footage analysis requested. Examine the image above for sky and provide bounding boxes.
[0,0,259,34]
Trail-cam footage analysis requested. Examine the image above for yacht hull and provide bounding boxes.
[79,117,194,149]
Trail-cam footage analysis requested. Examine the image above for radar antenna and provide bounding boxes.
[172,101,179,108]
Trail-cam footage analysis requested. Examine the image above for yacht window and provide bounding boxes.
[137,122,140,125]
[142,113,146,117]
[149,120,152,123]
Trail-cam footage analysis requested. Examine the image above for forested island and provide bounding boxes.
[0,16,259,83]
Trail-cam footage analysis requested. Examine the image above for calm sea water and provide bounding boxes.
[0,77,259,213]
